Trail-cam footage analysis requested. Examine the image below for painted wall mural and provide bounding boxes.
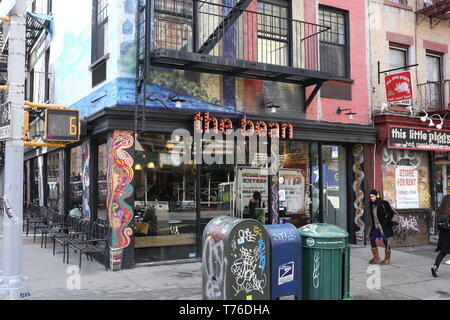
[107,130,135,249]
[352,144,365,244]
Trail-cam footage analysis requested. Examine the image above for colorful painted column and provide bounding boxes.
[81,140,91,220]
[107,130,135,271]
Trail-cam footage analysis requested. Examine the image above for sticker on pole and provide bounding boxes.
[278,262,295,285]
[2,196,21,224]
[0,101,11,141]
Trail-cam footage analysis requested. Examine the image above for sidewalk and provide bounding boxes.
[1,233,449,300]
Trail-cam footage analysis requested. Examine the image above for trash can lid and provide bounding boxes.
[299,223,349,239]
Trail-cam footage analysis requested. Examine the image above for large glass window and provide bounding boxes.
[319,6,349,78]
[134,133,197,263]
[279,141,311,228]
[69,147,83,214]
[382,148,431,209]
[31,157,39,204]
[47,151,61,212]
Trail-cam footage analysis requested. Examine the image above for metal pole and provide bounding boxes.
[0,0,31,300]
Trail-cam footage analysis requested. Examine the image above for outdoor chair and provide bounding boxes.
[67,221,110,271]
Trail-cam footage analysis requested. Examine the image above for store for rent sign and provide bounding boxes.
[395,166,419,209]
[385,71,413,103]
[389,126,450,151]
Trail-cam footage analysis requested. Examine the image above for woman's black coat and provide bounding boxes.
[436,215,450,254]
[369,200,395,238]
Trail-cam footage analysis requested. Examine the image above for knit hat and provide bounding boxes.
[370,189,381,199]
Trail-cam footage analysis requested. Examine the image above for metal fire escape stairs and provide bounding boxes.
[135,0,331,134]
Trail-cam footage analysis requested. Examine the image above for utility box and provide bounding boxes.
[265,224,302,300]
[299,223,351,300]
[202,216,271,300]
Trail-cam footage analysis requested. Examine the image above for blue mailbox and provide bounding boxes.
[265,224,302,300]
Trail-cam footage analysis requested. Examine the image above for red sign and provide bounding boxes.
[385,71,413,103]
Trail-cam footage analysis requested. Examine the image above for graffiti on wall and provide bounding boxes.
[391,213,429,247]
[82,141,91,220]
[107,130,135,249]
[352,145,365,241]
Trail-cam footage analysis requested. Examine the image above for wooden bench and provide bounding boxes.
[134,233,196,248]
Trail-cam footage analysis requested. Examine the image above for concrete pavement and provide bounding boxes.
[0,229,449,300]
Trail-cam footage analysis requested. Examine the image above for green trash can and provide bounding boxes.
[299,224,351,300]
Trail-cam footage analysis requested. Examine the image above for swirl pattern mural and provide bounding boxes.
[107,130,135,249]
[352,144,365,234]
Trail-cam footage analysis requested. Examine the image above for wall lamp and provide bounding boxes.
[428,114,444,130]
[337,107,357,120]
[169,95,186,109]
[148,95,185,112]
[264,101,281,114]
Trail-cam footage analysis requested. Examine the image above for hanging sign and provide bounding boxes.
[385,71,413,103]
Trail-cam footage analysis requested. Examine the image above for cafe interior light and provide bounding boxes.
[147,162,155,169]
[135,164,143,171]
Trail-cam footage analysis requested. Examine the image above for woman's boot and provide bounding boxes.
[380,250,391,265]
[369,248,381,264]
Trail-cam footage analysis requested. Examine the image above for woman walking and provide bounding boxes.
[431,195,450,277]
[368,189,395,265]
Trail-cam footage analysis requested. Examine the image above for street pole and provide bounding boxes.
[0,0,31,300]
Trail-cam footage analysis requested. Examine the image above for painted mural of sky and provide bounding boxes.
[48,0,306,120]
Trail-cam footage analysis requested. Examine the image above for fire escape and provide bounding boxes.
[135,0,336,133]
[416,0,450,111]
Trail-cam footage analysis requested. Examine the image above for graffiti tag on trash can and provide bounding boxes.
[312,251,320,289]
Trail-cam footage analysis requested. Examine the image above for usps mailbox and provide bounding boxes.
[265,224,302,300]
[202,216,271,300]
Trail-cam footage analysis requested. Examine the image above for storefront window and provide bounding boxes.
[321,145,348,230]
[279,140,311,228]
[69,146,83,214]
[47,151,61,212]
[134,133,197,262]
[31,157,39,204]
[98,143,108,222]
[382,148,431,209]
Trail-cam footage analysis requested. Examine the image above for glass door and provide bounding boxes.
[321,145,347,230]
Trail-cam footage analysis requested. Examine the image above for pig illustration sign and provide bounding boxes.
[385,71,413,103]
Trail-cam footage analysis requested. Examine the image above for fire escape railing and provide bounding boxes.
[417,80,450,111]
[149,0,331,73]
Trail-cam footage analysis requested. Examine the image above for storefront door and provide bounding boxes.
[321,145,348,231]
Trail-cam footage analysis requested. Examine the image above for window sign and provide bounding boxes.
[395,166,419,209]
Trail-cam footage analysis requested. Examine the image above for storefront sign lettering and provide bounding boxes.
[194,112,294,139]
[389,126,450,151]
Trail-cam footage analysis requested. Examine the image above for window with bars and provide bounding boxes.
[154,0,193,52]
[319,6,349,78]
[257,0,289,66]
[91,0,108,87]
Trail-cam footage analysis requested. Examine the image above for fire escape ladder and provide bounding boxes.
[196,0,254,54]
[135,2,148,135]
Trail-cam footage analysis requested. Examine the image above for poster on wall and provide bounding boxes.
[395,166,419,209]
[236,167,305,216]
[236,167,269,216]
[279,169,306,214]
